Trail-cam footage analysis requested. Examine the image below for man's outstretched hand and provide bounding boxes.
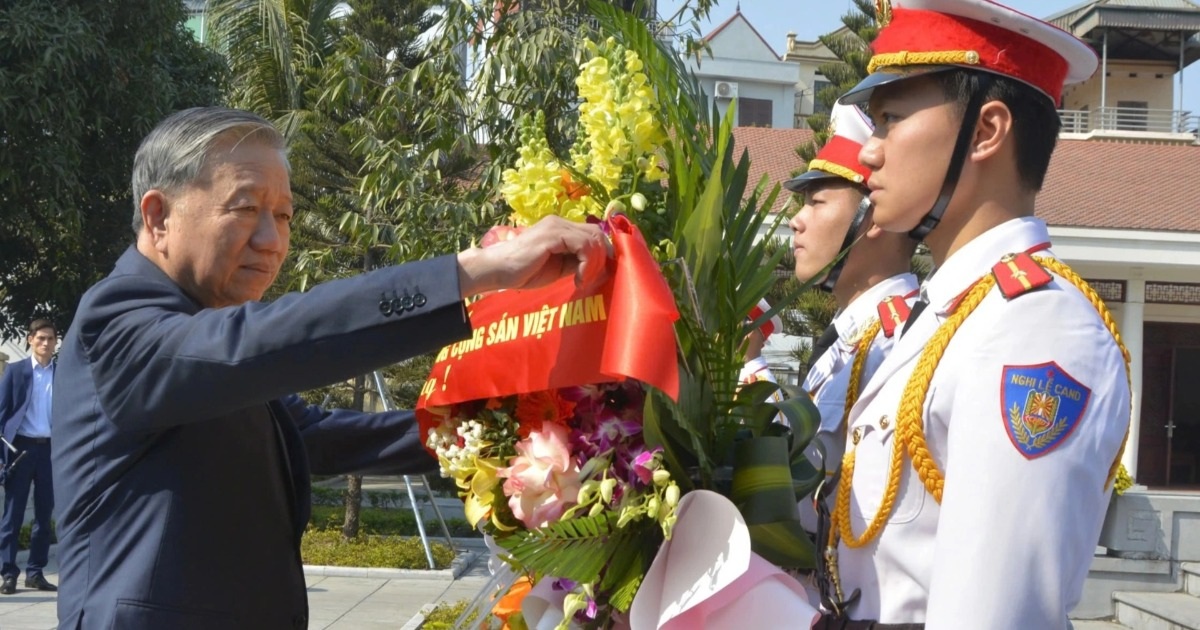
[456,216,612,297]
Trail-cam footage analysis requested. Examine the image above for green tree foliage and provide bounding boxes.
[795,0,878,166]
[0,0,225,336]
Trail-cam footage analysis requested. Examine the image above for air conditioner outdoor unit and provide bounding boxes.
[715,80,739,99]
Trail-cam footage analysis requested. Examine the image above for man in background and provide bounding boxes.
[0,319,59,594]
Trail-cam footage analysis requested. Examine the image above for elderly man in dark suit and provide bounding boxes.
[51,107,609,630]
[0,319,59,594]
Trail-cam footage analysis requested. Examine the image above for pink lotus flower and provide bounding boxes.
[499,422,582,528]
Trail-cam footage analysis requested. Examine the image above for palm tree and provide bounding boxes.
[205,0,343,118]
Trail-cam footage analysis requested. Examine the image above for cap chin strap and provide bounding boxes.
[907,74,995,241]
[819,196,873,293]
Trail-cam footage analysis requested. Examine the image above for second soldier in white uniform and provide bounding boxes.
[785,102,919,476]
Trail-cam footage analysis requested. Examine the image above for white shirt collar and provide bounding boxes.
[925,216,1052,316]
[29,355,53,371]
[834,272,921,344]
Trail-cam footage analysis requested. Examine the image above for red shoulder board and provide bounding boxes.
[876,295,912,338]
[991,253,1053,300]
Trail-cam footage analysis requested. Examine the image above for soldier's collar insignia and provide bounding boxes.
[877,295,911,338]
[1002,362,1090,459]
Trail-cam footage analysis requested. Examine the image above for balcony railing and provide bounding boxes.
[1058,107,1198,137]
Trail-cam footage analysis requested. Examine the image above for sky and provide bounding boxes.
[657,0,1200,113]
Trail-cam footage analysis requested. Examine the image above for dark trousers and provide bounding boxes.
[0,437,53,579]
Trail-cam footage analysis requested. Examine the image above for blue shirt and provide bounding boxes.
[19,356,53,438]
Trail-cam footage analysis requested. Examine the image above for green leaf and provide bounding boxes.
[493,512,632,583]
[730,436,818,569]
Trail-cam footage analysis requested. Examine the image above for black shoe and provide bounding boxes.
[0,576,15,595]
[24,574,56,592]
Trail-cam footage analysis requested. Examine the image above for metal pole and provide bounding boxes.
[1101,29,1108,131]
[370,371,436,569]
[421,474,457,554]
[1180,30,1187,131]
[403,472,436,569]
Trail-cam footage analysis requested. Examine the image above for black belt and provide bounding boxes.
[15,436,49,444]
[813,619,924,630]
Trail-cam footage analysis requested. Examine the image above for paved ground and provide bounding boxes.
[0,542,492,630]
[0,477,489,629]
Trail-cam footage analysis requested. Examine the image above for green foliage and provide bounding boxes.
[493,506,665,615]
[17,521,56,551]
[422,599,477,630]
[300,527,456,568]
[0,0,225,335]
[795,0,879,168]
[789,290,839,370]
[309,504,480,538]
[575,2,824,570]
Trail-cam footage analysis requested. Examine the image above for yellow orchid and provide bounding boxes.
[463,456,505,528]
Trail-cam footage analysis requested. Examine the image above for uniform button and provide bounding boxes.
[852,427,862,445]
[379,299,393,316]
[401,295,415,311]
[879,415,890,429]
[391,297,405,313]
[413,293,427,307]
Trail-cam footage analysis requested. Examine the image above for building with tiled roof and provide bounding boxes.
[686,10,800,130]
[1039,140,1200,232]
[731,127,813,213]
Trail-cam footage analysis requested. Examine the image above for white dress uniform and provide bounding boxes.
[834,217,1130,628]
[802,272,920,474]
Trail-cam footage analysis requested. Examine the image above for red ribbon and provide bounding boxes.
[416,218,679,433]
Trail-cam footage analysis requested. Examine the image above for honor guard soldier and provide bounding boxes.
[784,102,919,477]
[740,299,787,424]
[812,1,1132,628]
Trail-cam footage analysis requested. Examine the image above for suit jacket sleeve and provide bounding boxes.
[76,253,471,431]
[0,367,11,467]
[281,394,438,476]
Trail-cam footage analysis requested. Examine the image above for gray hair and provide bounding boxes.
[130,107,288,233]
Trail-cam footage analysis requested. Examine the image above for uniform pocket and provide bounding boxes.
[847,424,927,527]
[110,599,236,630]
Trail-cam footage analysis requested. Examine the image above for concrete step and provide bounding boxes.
[1115,591,1200,630]
[1073,621,1129,630]
[1185,563,1200,597]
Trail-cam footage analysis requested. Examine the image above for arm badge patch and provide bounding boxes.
[1001,362,1090,459]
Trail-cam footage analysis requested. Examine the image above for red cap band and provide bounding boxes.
[812,135,872,184]
[872,7,1070,103]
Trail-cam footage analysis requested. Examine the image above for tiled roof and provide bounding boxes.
[731,127,814,213]
[1038,139,1200,232]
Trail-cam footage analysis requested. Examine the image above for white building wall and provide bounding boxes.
[689,17,799,128]
[1062,60,1178,111]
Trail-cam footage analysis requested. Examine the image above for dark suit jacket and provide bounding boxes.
[0,357,35,446]
[0,357,47,479]
[52,247,472,630]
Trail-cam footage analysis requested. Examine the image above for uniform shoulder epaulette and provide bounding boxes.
[991,252,1053,300]
[876,295,912,338]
